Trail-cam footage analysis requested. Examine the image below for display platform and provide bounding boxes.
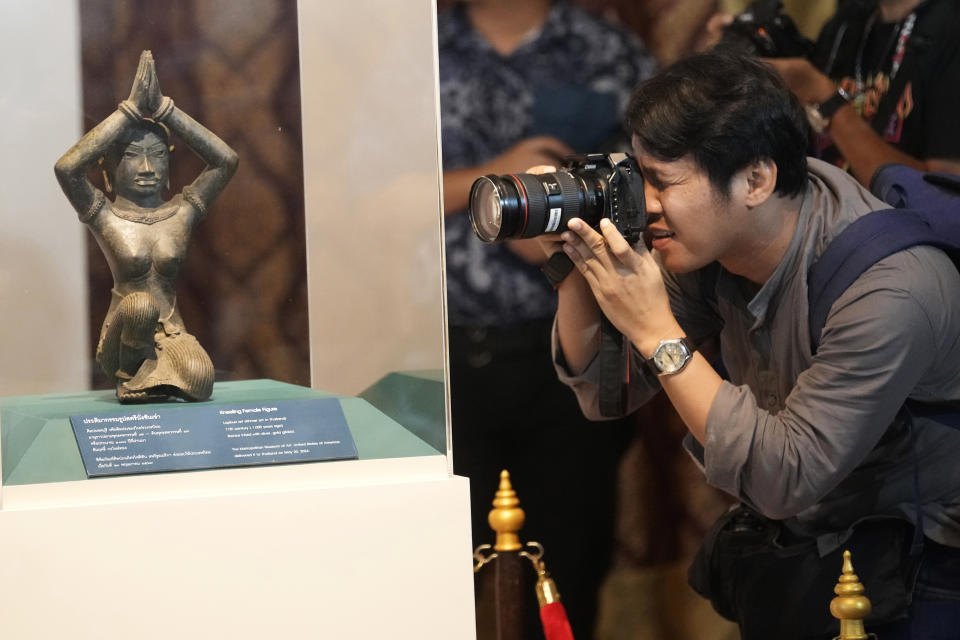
[1,378,442,486]
[0,379,474,640]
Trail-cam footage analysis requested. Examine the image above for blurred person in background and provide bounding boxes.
[437,0,656,636]
[769,0,960,185]
[708,0,960,185]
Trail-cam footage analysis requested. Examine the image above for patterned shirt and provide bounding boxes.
[439,1,656,327]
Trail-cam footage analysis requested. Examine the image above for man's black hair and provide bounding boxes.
[625,47,810,198]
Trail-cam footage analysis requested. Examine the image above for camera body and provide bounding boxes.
[721,0,814,59]
[468,152,647,244]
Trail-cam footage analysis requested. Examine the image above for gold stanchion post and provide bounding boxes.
[488,470,527,640]
[830,550,872,640]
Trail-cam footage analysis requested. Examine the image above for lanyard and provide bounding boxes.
[889,11,917,80]
[853,10,917,94]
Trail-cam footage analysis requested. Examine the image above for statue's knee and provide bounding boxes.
[174,343,214,399]
[117,292,160,329]
[184,350,214,384]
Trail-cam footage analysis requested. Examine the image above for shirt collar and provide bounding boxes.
[713,183,814,330]
[440,1,570,58]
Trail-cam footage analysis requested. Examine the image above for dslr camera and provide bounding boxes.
[721,0,813,59]
[468,152,647,244]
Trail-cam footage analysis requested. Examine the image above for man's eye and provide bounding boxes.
[124,151,139,158]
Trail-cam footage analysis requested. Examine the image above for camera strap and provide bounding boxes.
[598,314,629,417]
[541,252,576,289]
[541,252,629,416]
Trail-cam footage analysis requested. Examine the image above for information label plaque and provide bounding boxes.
[69,398,358,477]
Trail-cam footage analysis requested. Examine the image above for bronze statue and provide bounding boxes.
[55,51,238,403]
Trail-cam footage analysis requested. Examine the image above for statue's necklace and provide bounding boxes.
[111,198,179,225]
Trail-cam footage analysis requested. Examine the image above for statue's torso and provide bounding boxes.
[88,193,197,329]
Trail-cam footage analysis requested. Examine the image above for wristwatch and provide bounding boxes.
[806,86,853,134]
[647,337,695,376]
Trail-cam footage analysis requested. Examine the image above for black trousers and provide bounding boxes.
[450,320,635,639]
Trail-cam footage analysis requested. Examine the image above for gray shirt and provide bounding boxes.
[555,158,960,547]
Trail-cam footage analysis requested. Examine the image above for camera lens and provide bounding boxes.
[469,177,505,242]
[468,171,599,242]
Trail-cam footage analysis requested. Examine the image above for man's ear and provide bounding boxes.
[744,158,778,208]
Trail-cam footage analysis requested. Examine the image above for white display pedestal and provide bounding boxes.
[0,456,476,639]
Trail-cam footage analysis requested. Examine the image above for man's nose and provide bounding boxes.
[644,186,664,215]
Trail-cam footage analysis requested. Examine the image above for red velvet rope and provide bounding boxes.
[539,601,574,640]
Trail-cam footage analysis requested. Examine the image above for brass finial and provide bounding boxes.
[488,470,525,551]
[830,550,872,640]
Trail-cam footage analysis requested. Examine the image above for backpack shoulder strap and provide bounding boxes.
[806,208,952,351]
[805,169,960,433]
[809,164,960,352]
[806,208,960,430]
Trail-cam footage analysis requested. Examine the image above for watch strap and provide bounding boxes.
[817,86,853,120]
[806,86,853,134]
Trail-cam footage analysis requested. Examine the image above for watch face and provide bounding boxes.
[653,339,690,374]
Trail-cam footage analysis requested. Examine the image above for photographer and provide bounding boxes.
[547,49,960,637]
[761,0,960,185]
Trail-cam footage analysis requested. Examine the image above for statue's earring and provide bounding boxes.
[166,145,174,191]
[98,157,112,194]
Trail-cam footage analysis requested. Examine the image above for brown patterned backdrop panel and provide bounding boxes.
[79,0,309,388]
